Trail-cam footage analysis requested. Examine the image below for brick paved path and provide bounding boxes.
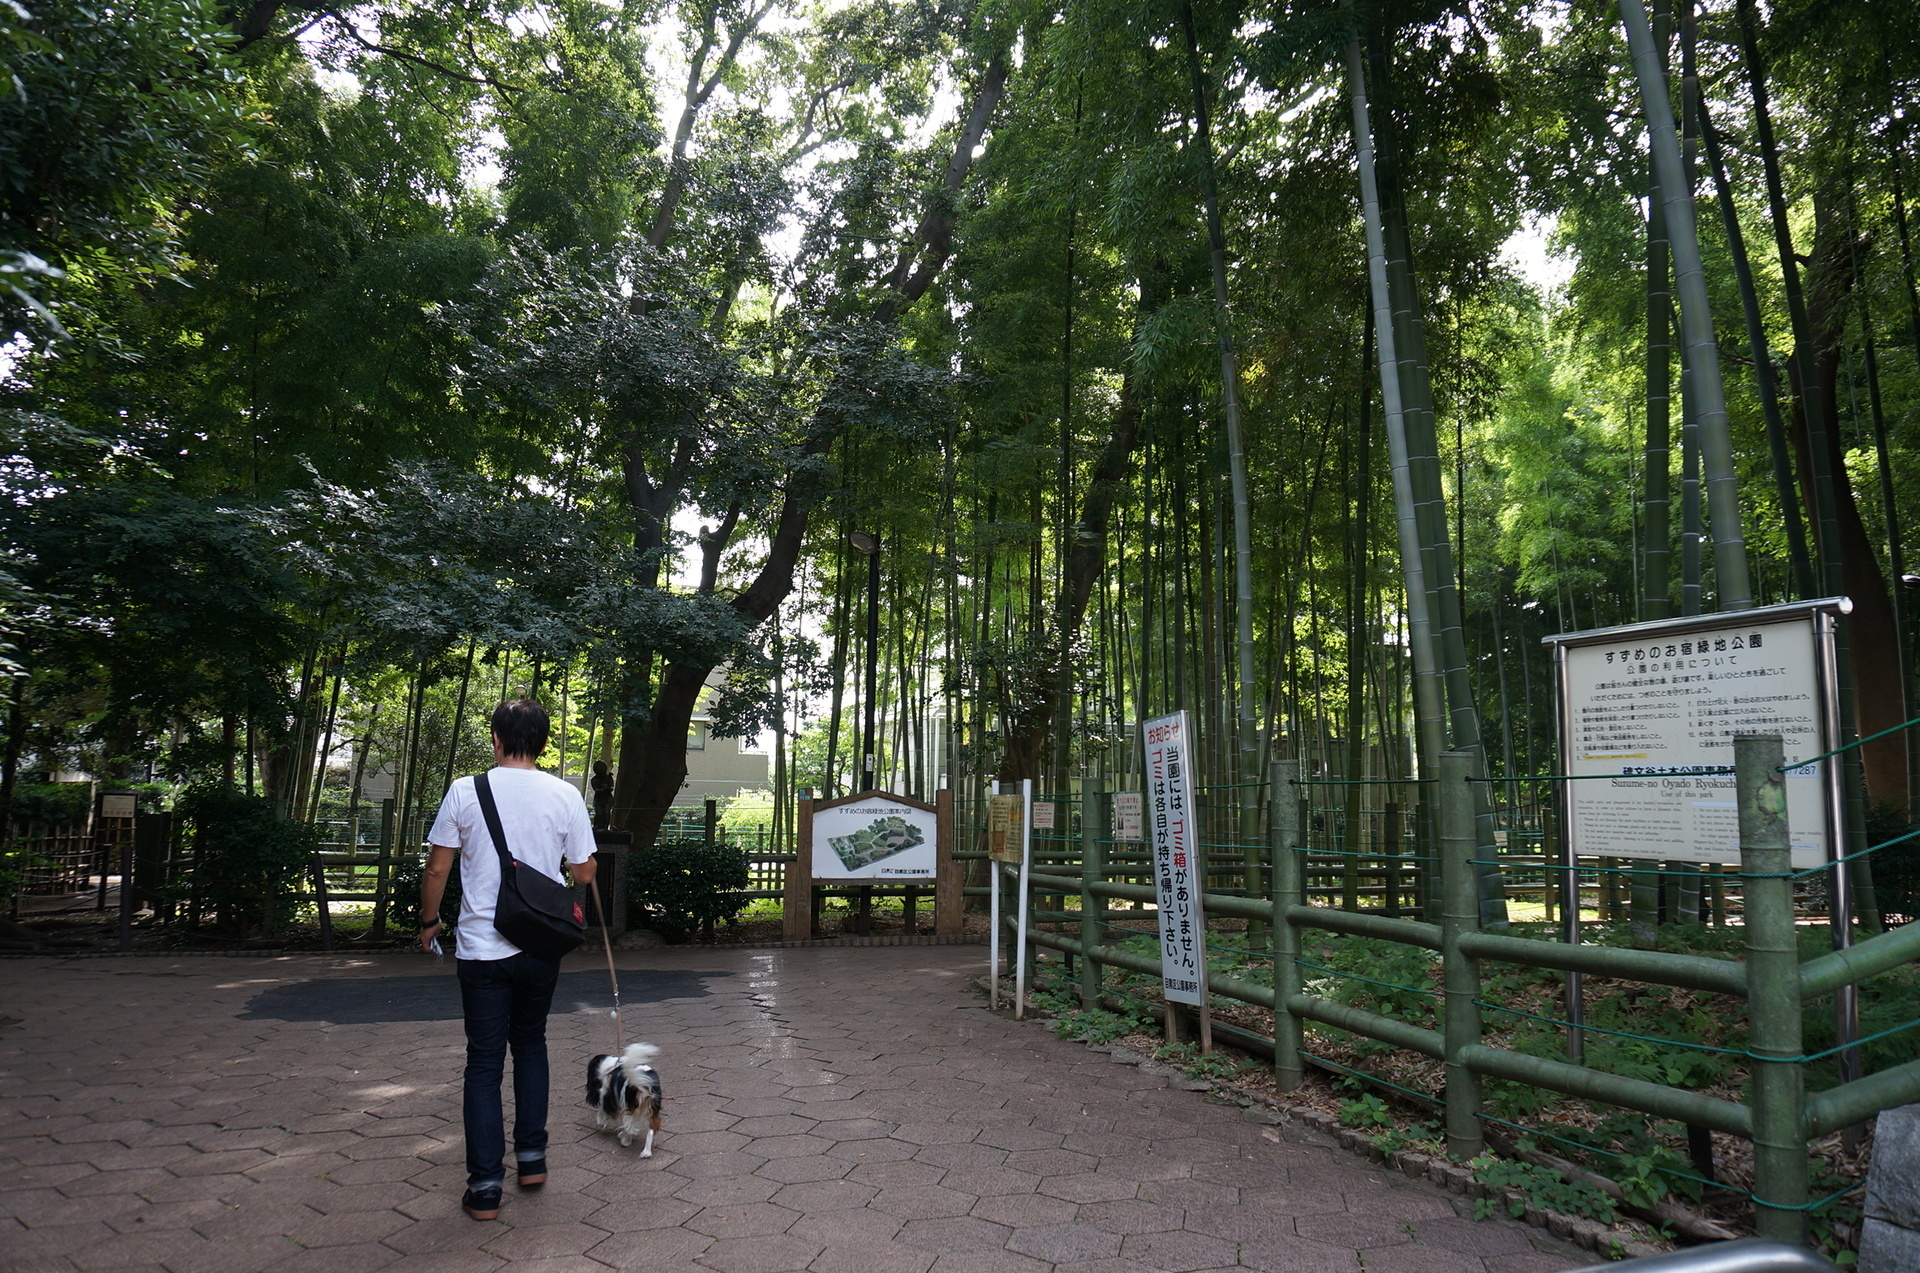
[2,946,1587,1273]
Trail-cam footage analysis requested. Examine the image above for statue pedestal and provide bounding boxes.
[589,829,631,934]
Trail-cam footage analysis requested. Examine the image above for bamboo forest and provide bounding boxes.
[6,0,1920,1262]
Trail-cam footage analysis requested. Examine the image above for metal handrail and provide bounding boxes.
[1566,1238,1840,1273]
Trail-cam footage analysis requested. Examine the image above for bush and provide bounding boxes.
[174,785,318,937]
[7,782,92,826]
[389,849,462,933]
[628,838,750,939]
[1867,801,1920,925]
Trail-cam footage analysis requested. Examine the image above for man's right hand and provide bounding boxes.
[418,918,442,954]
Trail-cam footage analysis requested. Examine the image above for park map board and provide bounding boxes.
[1553,605,1839,870]
[811,796,940,880]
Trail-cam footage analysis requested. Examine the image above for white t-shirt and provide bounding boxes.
[427,766,597,962]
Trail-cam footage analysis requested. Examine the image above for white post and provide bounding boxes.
[989,781,1002,1010]
[1015,778,1033,1018]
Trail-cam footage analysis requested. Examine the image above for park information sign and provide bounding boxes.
[1114,792,1143,841]
[812,794,939,880]
[1144,710,1207,1007]
[986,795,1024,863]
[1548,599,1848,871]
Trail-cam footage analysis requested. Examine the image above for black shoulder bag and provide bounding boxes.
[473,772,586,960]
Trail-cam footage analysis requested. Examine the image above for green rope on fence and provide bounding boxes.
[1293,777,1436,787]
[1300,1050,1442,1106]
[1471,1000,1746,1054]
[1481,1112,1864,1214]
[1201,937,1272,959]
[1296,957,1440,999]
[1296,844,1441,863]
[1472,998,1920,1065]
[1727,825,1920,880]
[1474,1114,1727,1197]
[1778,712,1920,773]
[1795,1014,1920,1062]
[1471,858,1671,877]
[1467,769,1732,783]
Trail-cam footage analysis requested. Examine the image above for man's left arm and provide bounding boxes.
[565,794,597,886]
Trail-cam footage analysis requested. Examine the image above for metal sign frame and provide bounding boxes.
[1543,597,1854,1063]
[1545,598,1849,872]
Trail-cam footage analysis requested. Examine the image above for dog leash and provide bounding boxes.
[587,879,624,1052]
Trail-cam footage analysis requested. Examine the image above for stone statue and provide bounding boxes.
[590,760,614,829]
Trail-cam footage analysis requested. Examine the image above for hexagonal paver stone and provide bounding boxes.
[968,1192,1078,1228]
[1118,1229,1242,1272]
[869,1184,976,1220]
[1072,1198,1185,1234]
[807,1241,938,1273]
[1409,1215,1543,1257]
[1004,1222,1124,1263]
[1230,1233,1369,1273]
[896,1216,1015,1254]
[696,1233,826,1273]
[1037,1172,1139,1205]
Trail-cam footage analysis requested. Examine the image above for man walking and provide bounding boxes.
[418,699,597,1221]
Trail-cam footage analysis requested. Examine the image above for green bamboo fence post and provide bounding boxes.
[371,796,396,936]
[1081,778,1105,1011]
[1738,733,1807,1243]
[1272,759,1304,1092]
[1439,751,1485,1160]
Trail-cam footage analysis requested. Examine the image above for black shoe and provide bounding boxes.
[517,1158,547,1188]
[462,1186,502,1220]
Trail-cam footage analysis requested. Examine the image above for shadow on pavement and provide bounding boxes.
[240,968,734,1023]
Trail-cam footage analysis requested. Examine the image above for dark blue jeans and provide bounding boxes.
[457,952,562,1188]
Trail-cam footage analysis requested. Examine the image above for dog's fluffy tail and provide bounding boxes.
[620,1042,660,1070]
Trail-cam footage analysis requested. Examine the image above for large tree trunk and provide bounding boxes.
[610,48,1011,848]
[996,348,1146,783]
[1792,189,1908,804]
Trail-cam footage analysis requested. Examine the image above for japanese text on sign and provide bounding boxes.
[1143,711,1207,1007]
[1559,615,1829,869]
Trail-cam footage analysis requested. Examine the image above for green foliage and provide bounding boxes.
[389,849,462,932]
[1614,1147,1701,1210]
[173,785,318,937]
[5,782,92,826]
[1148,1040,1244,1082]
[1468,1155,1618,1225]
[1865,802,1920,927]
[627,838,750,939]
[1299,936,1439,1026]
[1,0,250,337]
[1052,1006,1140,1045]
[1372,1120,1441,1156]
[1339,1093,1394,1130]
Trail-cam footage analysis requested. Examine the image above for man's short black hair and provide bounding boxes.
[491,699,550,760]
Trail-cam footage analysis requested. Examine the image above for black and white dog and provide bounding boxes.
[585,1042,663,1156]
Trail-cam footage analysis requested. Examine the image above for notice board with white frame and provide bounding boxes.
[1545,597,1850,872]
[811,793,940,880]
[1144,710,1207,1007]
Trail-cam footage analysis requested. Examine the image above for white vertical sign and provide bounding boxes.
[1114,792,1143,840]
[1031,801,1055,830]
[1144,711,1207,1007]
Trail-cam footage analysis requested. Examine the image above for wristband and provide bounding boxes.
[420,915,441,928]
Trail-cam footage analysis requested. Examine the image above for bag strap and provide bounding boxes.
[473,772,514,870]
